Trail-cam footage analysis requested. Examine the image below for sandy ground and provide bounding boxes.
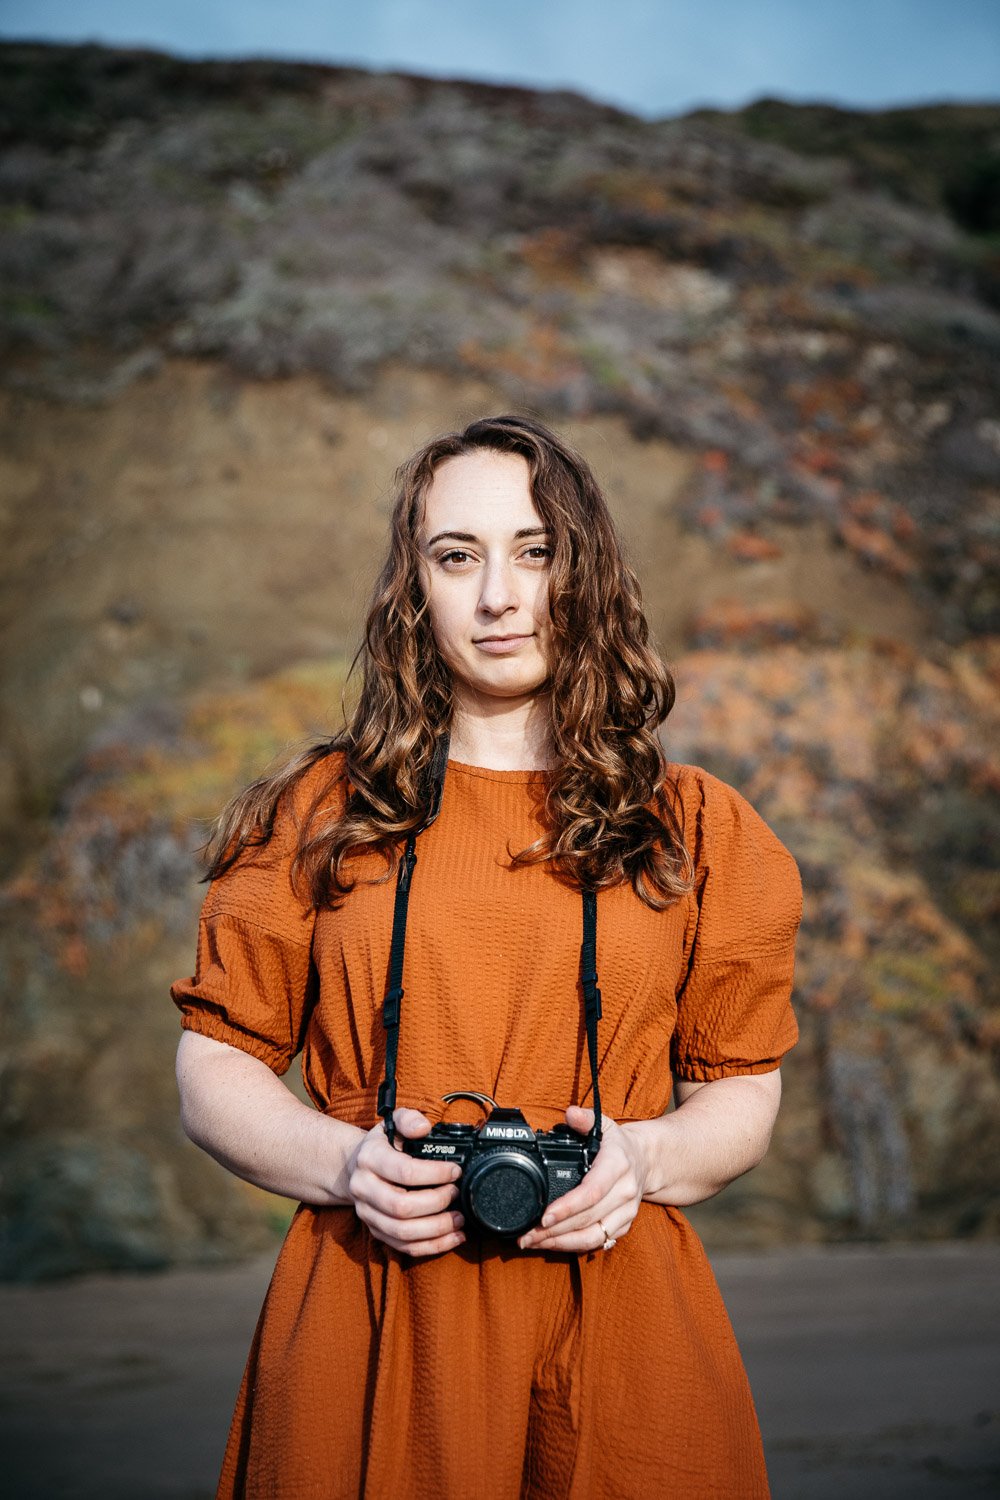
[1,1242,997,1499]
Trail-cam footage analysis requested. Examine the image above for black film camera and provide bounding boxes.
[402,1092,597,1236]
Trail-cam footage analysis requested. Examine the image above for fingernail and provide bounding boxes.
[540,1214,554,1229]
[452,1213,464,1229]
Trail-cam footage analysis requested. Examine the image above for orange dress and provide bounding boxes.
[171,755,802,1500]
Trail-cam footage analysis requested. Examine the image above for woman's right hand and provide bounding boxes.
[347,1107,466,1257]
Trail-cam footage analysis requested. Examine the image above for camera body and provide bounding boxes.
[402,1106,596,1237]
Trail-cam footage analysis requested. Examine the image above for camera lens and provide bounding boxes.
[463,1150,548,1235]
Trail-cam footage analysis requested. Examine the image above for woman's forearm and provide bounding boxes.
[175,1030,366,1207]
[622,1072,782,1207]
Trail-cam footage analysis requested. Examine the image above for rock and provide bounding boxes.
[685,599,819,648]
[668,639,1000,1246]
[0,662,346,1280]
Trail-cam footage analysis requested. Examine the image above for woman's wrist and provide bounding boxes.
[621,1073,783,1208]
[306,1113,368,1207]
[623,1110,731,1208]
[620,1116,674,1202]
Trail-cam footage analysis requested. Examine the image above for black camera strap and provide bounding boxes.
[377,738,603,1155]
[376,830,417,1145]
[580,887,603,1148]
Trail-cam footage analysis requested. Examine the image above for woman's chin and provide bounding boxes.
[460,667,549,703]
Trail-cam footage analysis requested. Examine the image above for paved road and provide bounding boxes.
[2,1243,998,1498]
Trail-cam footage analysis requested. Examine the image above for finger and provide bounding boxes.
[361,1135,462,1188]
[392,1230,467,1259]
[392,1107,434,1139]
[537,1175,635,1239]
[519,1225,601,1254]
[361,1202,465,1249]
[535,1156,620,1229]
[521,1206,633,1255]
[364,1215,466,1258]
[519,1201,611,1250]
[360,1176,460,1221]
[545,1183,637,1240]
[361,1201,464,1242]
[521,1177,635,1246]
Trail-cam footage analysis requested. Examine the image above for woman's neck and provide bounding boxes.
[447,693,555,771]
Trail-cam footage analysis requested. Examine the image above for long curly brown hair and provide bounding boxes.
[202,413,693,909]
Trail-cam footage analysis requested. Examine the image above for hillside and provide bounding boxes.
[0,43,998,1276]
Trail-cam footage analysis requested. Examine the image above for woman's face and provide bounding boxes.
[418,450,554,706]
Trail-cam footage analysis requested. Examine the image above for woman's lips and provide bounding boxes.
[473,634,534,655]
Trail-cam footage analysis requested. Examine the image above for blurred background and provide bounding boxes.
[0,2,998,1495]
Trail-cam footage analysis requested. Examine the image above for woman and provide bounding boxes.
[171,413,803,1499]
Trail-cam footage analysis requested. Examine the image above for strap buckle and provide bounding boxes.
[382,986,403,1029]
[582,973,602,1023]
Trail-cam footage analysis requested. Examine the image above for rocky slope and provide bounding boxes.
[0,43,997,1275]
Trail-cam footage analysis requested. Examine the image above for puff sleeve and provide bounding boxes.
[670,767,803,1081]
[169,757,340,1075]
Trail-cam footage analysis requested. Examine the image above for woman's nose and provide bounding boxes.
[478,561,518,616]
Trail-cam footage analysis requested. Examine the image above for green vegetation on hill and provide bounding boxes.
[695,98,1000,238]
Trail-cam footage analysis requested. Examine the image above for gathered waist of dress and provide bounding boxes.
[318,1088,668,1132]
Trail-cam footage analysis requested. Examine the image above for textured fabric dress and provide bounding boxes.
[170,754,803,1500]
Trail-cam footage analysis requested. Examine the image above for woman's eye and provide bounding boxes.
[436,545,551,567]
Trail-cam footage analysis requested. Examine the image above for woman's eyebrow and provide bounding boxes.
[425,526,550,546]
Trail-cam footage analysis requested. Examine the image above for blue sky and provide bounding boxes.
[2,0,998,117]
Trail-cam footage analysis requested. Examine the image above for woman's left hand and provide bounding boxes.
[518,1106,647,1254]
